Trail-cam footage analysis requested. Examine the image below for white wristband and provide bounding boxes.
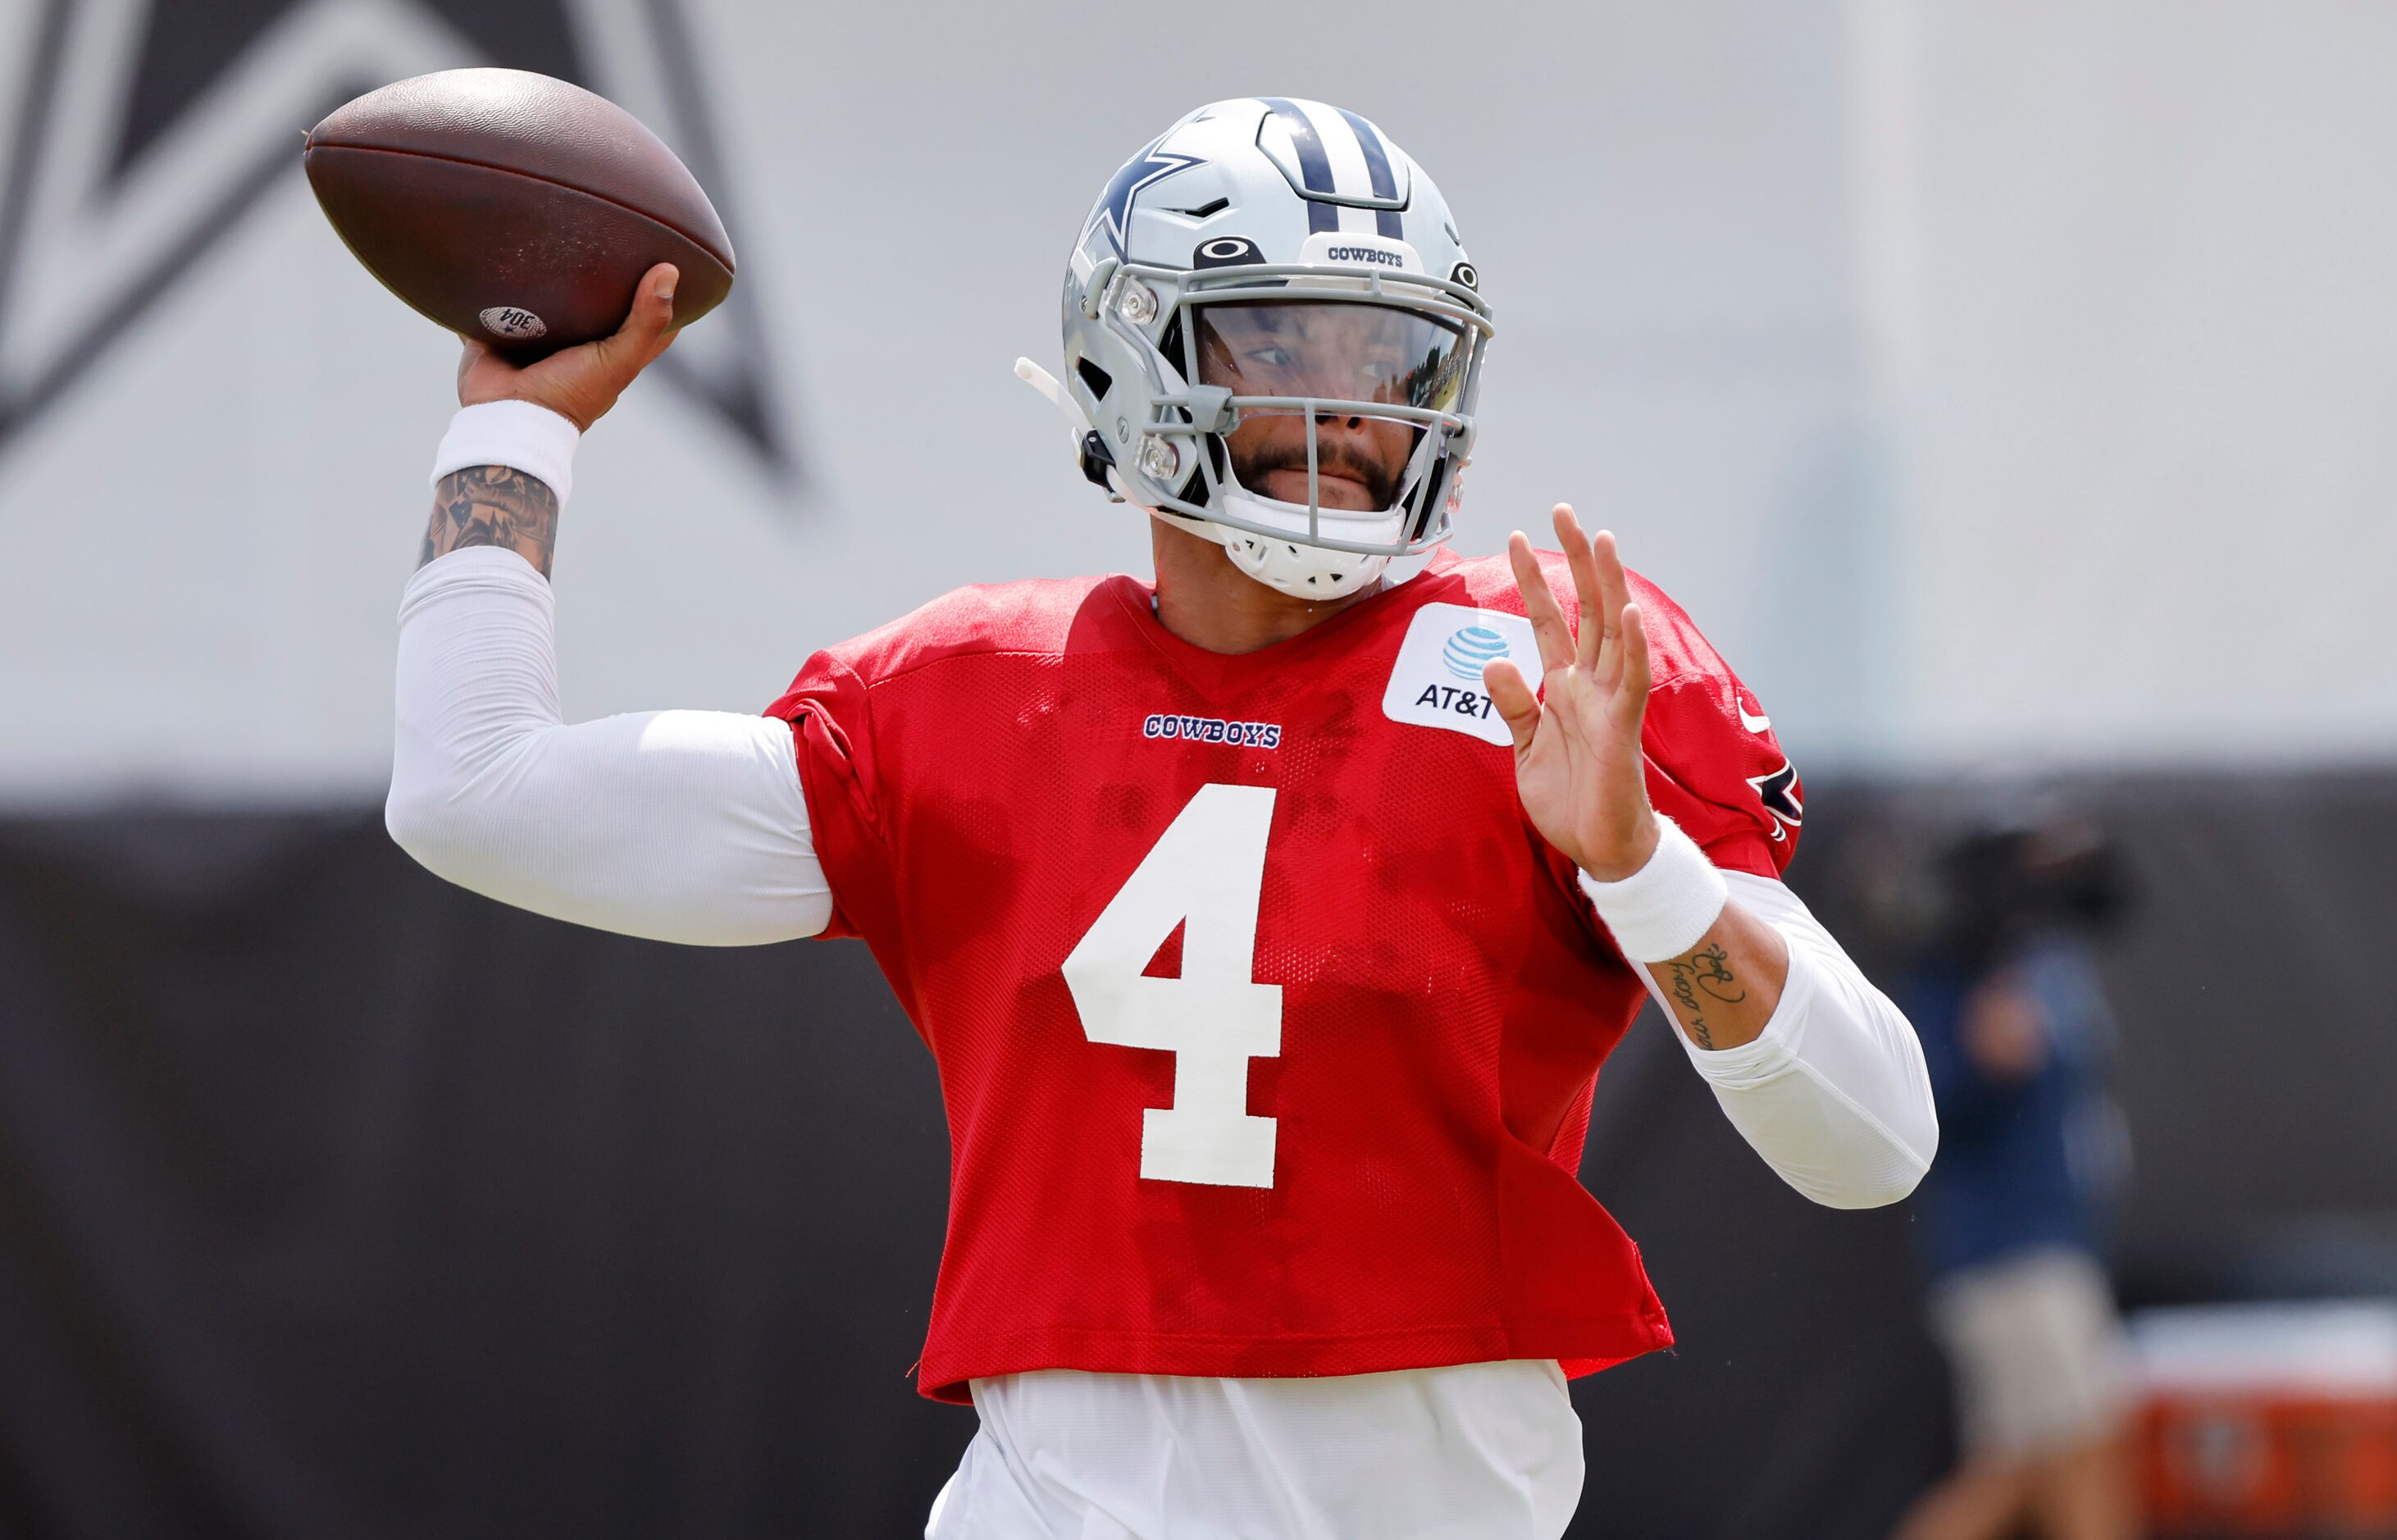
[430,400,581,509]
[1577,816,1729,963]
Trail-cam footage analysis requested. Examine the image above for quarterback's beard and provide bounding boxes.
[1228,426,1406,513]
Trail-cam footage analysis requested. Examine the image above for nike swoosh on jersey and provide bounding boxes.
[1739,705,1772,733]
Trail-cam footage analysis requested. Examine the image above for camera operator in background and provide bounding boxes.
[1895,816,2140,1540]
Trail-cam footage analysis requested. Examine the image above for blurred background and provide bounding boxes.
[2,1,2392,1535]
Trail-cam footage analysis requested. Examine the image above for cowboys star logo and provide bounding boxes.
[1748,760,1803,843]
[0,0,793,477]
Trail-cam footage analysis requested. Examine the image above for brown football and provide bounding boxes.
[304,68,734,358]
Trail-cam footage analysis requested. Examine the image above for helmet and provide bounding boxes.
[1021,98,1495,599]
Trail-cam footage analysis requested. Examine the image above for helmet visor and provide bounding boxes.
[1192,301,1473,416]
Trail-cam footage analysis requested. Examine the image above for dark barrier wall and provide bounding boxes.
[2,776,2392,1538]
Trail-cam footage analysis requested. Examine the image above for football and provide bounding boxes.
[303,68,735,358]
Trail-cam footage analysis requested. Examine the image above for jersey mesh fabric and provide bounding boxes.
[765,546,1801,1404]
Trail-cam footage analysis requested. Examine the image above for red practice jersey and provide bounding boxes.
[765,545,1802,1403]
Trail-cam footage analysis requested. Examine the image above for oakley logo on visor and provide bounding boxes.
[1193,236,1264,269]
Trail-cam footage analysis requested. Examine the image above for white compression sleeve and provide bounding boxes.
[1633,870,1938,1209]
[386,546,833,945]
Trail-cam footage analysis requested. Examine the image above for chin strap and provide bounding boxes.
[1014,358,1083,445]
[1017,357,1126,499]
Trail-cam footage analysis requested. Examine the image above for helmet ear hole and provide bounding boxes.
[1076,358,1113,399]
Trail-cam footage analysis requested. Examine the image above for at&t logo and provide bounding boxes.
[1380,603,1539,747]
[1442,625,1508,681]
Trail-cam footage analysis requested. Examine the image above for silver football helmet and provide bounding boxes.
[1019,98,1495,599]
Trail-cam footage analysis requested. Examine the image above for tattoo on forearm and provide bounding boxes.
[1662,942,1745,1051]
[420,466,558,576]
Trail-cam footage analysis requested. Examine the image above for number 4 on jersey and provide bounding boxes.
[1061,783,1283,1189]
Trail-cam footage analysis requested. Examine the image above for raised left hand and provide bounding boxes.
[1483,505,1659,881]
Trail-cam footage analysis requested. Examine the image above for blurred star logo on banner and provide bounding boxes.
[0,0,794,480]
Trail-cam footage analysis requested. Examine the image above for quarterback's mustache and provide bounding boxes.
[1233,439,1401,508]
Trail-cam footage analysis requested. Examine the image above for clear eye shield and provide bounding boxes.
[1194,301,1470,419]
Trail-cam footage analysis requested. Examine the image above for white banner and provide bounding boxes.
[1,0,2384,802]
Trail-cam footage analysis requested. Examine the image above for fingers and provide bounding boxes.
[1483,658,1542,754]
[1508,530,1575,672]
[519,265,679,428]
[1540,507,1638,689]
[1613,600,1653,729]
[454,337,499,406]
[1591,530,1632,667]
[1575,530,1635,691]
[609,263,681,367]
[1553,504,1606,670]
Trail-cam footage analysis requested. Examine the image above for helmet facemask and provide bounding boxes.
[1101,262,1492,598]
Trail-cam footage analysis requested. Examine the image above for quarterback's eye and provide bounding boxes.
[1195,300,1474,413]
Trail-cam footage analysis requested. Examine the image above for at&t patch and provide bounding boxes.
[1380,602,1541,746]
